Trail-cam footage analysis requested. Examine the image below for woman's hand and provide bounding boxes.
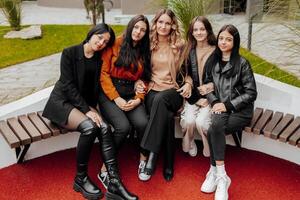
[211,103,226,114]
[196,98,209,107]
[123,98,141,111]
[198,82,214,95]
[177,83,192,98]
[86,110,102,127]
[135,79,146,94]
[114,97,128,111]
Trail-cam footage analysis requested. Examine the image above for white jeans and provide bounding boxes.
[180,101,211,156]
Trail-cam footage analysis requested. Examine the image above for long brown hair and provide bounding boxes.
[150,8,183,52]
[183,16,216,63]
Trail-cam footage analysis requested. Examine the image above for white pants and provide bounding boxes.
[180,101,211,156]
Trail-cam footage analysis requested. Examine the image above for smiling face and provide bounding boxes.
[89,32,111,51]
[156,13,172,36]
[192,21,208,43]
[131,20,147,43]
[218,30,234,54]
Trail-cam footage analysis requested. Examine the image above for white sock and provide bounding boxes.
[216,164,226,175]
[210,165,217,173]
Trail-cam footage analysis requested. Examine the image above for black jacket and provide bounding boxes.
[43,44,102,125]
[185,49,211,104]
[204,56,257,115]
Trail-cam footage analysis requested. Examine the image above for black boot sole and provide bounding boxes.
[105,191,125,200]
[73,182,103,200]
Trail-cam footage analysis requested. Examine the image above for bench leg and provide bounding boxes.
[16,144,31,164]
[232,130,242,148]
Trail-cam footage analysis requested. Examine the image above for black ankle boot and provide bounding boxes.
[99,123,138,200]
[106,168,138,200]
[144,152,158,175]
[73,165,103,200]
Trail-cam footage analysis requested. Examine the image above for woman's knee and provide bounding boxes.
[195,116,211,132]
[77,118,99,137]
[114,120,131,136]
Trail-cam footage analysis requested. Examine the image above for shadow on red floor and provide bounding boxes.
[0,139,299,200]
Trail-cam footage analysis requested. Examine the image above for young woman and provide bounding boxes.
[98,15,151,185]
[180,16,216,157]
[42,24,138,200]
[138,9,192,182]
[201,24,257,200]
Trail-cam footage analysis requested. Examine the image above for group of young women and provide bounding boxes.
[43,8,257,200]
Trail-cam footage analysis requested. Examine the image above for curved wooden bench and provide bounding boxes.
[1,107,299,164]
[0,111,66,163]
[244,107,300,148]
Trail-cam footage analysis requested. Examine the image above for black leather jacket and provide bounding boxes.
[185,49,206,104]
[204,56,257,114]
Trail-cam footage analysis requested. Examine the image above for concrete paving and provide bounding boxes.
[0,1,299,105]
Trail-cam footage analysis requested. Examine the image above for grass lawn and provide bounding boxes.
[0,25,299,88]
[0,25,125,68]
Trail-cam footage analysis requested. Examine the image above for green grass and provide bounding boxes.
[0,25,125,68]
[0,25,299,88]
[240,48,300,88]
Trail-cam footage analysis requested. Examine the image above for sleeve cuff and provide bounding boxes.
[224,100,235,112]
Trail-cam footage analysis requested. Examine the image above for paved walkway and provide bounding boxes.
[0,2,299,105]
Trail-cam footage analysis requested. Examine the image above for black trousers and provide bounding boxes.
[99,92,148,155]
[141,89,183,153]
[208,110,252,166]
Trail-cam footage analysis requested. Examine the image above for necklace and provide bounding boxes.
[222,55,230,61]
[158,44,169,58]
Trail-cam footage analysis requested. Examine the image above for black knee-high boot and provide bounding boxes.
[99,123,138,200]
[73,119,103,200]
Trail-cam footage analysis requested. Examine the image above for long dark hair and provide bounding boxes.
[114,15,151,81]
[210,24,241,77]
[84,23,115,49]
[183,16,216,64]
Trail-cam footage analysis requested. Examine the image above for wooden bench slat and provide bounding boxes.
[270,114,294,139]
[0,121,21,148]
[288,127,300,146]
[263,112,283,138]
[279,116,300,142]
[253,109,273,134]
[37,111,60,136]
[18,115,42,142]
[28,112,52,139]
[7,118,31,145]
[244,107,263,132]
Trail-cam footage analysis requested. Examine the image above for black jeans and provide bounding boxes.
[141,89,183,153]
[208,110,252,166]
[99,92,148,155]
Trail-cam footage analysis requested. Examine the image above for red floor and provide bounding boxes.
[0,140,299,200]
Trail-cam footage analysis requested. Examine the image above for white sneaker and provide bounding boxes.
[215,174,231,200]
[201,169,217,193]
[188,140,198,157]
[97,171,109,189]
[138,160,151,181]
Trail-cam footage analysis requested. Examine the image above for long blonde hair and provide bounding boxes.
[150,9,183,53]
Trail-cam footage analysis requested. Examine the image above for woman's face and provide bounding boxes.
[156,14,172,36]
[192,21,208,43]
[218,30,234,54]
[131,20,147,43]
[89,32,111,51]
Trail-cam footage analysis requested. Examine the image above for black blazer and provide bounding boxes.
[43,43,102,125]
